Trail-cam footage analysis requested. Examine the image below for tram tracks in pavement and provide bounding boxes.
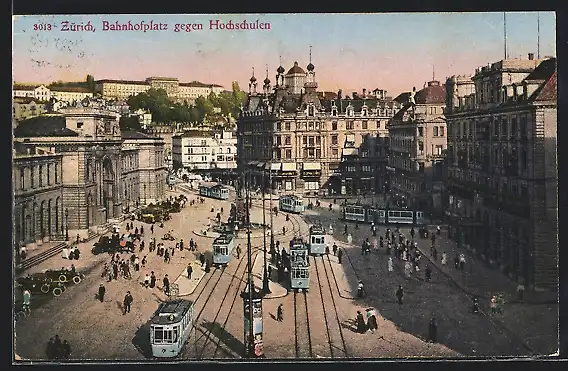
[314,256,349,358]
[293,291,313,358]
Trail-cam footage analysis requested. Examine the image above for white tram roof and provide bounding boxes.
[280,194,302,201]
[151,299,193,325]
[213,234,234,245]
[309,225,325,234]
[199,182,226,189]
[290,237,307,249]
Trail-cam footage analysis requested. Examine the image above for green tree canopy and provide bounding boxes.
[119,116,142,132]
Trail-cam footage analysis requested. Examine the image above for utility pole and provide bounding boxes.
[269,158,275,256]
[262,170,271,294]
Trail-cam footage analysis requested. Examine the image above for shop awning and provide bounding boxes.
[271,163,282,171]
[342,148,358,156]
[281,162,297,171]
[303,162,321,171]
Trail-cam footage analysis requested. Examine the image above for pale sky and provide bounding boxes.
[12,12,556,97]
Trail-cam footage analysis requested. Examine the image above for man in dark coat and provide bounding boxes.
[428,317,438,342]
[98,284,106,302]
[277,304,283,321]
[396,285,404,305]
[356,311,367,333]
[332,243,338,256]
[123,291,133,314]
[205,259,211,273]
[187,264,193,279]
[150,271,156,288]
[200,253,206,267]
[337,248,343,264]
[163,275,170,295]
[150,224,154,234]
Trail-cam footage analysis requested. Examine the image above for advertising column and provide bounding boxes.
[243,296,264,357]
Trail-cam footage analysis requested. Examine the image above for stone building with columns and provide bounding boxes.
[236,60,400,196]
[12,103,167,250]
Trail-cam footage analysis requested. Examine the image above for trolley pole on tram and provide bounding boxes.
[262,173,271,294]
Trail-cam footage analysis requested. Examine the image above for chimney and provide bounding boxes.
[528,53,534,60]
[362,88,367,97]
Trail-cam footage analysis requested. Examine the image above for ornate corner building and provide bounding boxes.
[12,102,167,250]
[236,59,401,196]
[445,56,557,290]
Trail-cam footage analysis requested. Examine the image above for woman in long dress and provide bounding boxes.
[388,257,394,272]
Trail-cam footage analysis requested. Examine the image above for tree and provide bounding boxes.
[119,116,142,132]
[86,75,96,93]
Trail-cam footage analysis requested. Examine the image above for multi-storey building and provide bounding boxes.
[95,78,224,103]
[13,103,167,251]
[12,97,49,121]
[445,55,557,290]
[237,61,400,196]
[387,81,447,212]
[172,130,237,178]
[12,84,93,103]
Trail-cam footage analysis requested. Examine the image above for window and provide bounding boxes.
[276,136,281,146]
[440,127,445,137]
[362,165,371,172]
[285,122,291,131]
[435,145,443,155]
[308,137,315,146]
[376,121,381,129]
[55,163,58,183]
[332,108,337,116]
[30,167,35,188]
[20,168,25,190]
[76,122,84,129]
[418,127,423,137]
[501,119,508,137]
[285,136,291,145]
[303,137,307,146]
[520,148,528,170]
[331,135,338,145]
[316,136,321,145]
[418,141,424,151]
[493,120,499,136]
[276,122,281,131]
[285,149,292,159]
[332,121,338,130]
[332,148,339,157]
[308,122,314,130]
[433,126,439,136]
[511,117,517,138]
[39,165,43,187]
[346,121,354,130]
[362,121,368,130]
[520,116,527,137]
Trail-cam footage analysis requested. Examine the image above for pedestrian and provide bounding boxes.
[200,253,206,267]
[325,244,330,255]
[164,248,170,263]
[46,338,55,360]
[496,294,505,314]
[459,254,466,271]
[282,226,286,235]
[123,291,133,314]
[347,233,352,245]
[163,275,170,295]
[144,273,150,288]
[425,265,432,282]
[436,225,441,235]
[332,243,338,256]
[356,311,367,334]
[428,317,438,343]
[140,226,144,235]
[236,244,241,259]
[61,340,71,359]
[187,264,193,279]
[431,233,436,245]
[112,263,118,281]
[432,246,438,261]
[277,304,283,321]
[396,285,404,305]
[205,259,211,273]
[410,228,415,240]
[388,256,394,272]
[337,248,343,264]
[141,255,147,267]
[179,239,184,251]
[490,295,497,314]
[454,254,460,269]
[135,227,139,235]
[53,334,62,359]
[150,271,156,288]
[344,224,348,235]
[134,256,140,271]
[98,284,106,302]
[366,308,378,333]
[517,283,525,301]
[441,252,447,265]
[150,224,154,234]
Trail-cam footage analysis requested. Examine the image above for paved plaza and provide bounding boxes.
[13,187,558,361]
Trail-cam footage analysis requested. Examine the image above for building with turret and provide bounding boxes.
[236,54,401,196]
[444,55,557,290]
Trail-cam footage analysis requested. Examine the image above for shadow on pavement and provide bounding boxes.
[132,319,153,359]
[199,321,243,359]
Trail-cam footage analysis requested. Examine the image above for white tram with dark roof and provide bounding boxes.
[290,237,310,291]
[199,182,229,200]
[150,299,194,358]
[212,233,235,267]
[342,203,426,225]
[308,224,326,256]
[279,195,304,213]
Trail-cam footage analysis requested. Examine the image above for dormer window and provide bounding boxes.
[331,107,337,116]
[361,107,368,116]
[307,105,315,116]
[347,106,354,117]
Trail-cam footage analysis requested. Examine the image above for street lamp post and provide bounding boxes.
[269,160,275,257]
[65,208,69,241]
[262,170,271,294]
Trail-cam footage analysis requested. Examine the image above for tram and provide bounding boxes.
[199,183,229,200]
[149,299,194,358]
[342,203,426,225]
[290,237,310,291]
[279,195,304,213]
[308,224,326,256]
[167,174,176,186]
[212,233,235,267]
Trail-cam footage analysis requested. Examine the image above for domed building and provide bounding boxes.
[284,62,306,95]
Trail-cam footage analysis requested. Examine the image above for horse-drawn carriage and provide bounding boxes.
[17,268,84,297]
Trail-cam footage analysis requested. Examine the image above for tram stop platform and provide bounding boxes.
[252,254,288,299]
[174,261,207,296]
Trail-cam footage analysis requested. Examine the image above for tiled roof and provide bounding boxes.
[287,62,305,75]
[13,84,40,91]
[394,92,411,104]
[121,130,161,140]
[13,97,44,104]
[14,115,79,137]
[524,58,556,81]
[175,130,212,138]
[179,81,223,88]
[50,86,91,93]
[414,81,446,104]
[96,79,149,86]
[533,71,556,101]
